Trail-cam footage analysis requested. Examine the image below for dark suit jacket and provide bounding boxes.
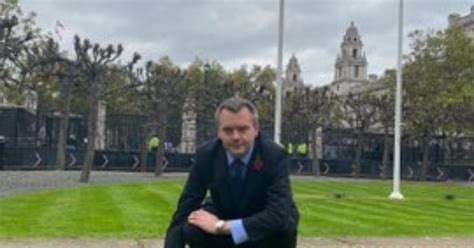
[164,134,299,248]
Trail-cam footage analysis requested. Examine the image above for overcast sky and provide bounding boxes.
[20,0,473,86]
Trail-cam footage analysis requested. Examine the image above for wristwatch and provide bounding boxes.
[215,220,226,233]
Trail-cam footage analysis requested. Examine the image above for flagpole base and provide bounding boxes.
[389,191,404,199]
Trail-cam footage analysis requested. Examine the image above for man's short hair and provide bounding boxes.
[215,97,259,126]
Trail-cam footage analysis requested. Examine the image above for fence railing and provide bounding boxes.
[1,144,473,181]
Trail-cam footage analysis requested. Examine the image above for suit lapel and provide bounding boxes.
[213,135,265,215]
[212,146,234,211]
[238,164,259,212]
[238,139,263,212]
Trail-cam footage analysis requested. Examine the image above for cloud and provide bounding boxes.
[21,0,474,86]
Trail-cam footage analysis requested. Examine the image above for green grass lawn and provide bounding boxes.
[0,178,473,239]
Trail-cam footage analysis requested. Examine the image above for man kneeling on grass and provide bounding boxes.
[164,96,299,248]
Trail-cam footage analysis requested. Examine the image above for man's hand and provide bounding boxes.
[187,209,220,234]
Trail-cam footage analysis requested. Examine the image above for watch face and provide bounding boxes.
[216,220,225,231]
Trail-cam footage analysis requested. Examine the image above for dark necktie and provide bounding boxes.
[230,159,245,199]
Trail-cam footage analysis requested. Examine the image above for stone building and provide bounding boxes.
[282,54,305,94]
[0,88,38,112]
[327,22,375,96]
[178,97,197,154]
[448,6,474,42]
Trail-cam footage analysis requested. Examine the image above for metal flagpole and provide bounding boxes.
[389,0,404,200]
[274,0,284,144]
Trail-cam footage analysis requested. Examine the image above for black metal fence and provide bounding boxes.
[1,109,473,181]
[1,145,195,172]
[2,137,473,182]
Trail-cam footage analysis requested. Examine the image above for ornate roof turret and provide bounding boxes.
[341,21,363,49]
[286,54,301,73]
[334,22,368,85]
[283,54,304,94]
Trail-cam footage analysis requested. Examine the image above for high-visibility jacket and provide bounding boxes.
[148,136,160,150]
[297,143,307,156]
[287,143,294,154]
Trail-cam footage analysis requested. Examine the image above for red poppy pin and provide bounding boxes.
[252,157,264,172]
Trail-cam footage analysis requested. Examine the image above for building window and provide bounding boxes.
[338,67,342,78]
[352,49,357,58]
[293,74,297,82]
[354,65,360,78]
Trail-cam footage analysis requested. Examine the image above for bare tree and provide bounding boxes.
[135,57,183,176]
[54,55,84,170]
[73,35,140,183]
[340,92,378,177]
[0,15,34,85]
[283,87,334,177]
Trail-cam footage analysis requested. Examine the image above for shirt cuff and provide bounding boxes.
[229,219,249,245]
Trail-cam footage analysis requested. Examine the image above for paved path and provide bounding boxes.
[0,171,183,197]
[1,237,474,248]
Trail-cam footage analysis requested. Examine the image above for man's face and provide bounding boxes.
[217,107,258,158]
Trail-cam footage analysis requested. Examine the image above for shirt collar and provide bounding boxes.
[226,142,254,166]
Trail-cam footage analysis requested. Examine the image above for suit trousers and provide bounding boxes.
[182,222,297,248]
[182,200,297,248]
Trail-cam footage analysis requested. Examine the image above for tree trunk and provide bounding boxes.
[55,80,71,170]
[381,126,390,179]
[154,78,175,177]
[155,133,167,177]
[139,126,149,172]
[80,90,99,183]
[420,135,430,180]
[443,136,451,166]
[311,128,320,177]
[352,131,363,177]
[155,103,169,177]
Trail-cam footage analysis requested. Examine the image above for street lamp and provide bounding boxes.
[203,62,210,84]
